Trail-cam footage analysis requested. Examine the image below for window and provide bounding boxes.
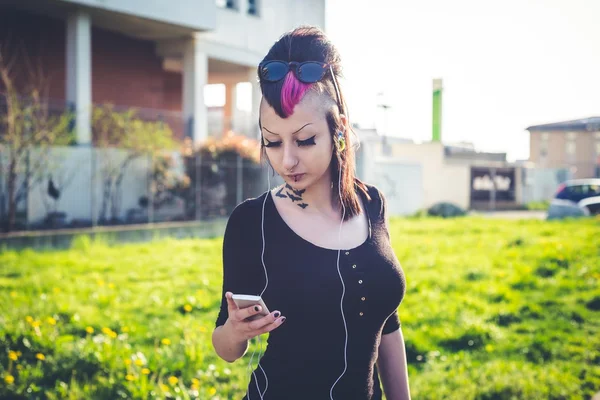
[541,132,549,141]
[566,131,577,141]
[204,84,225,107]
[596,141,600,156]
[566,141,576,156]
[248,0,260,16]
[216,0,237,10]
[236,82,252,112]
[540,138,548,157]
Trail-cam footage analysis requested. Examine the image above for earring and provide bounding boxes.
[336,131,346,152]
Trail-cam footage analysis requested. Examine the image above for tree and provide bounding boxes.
[92,104,177,223]
[0,42,73,232]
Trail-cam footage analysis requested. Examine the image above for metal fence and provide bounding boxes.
[0,96,267,233]
[0,146,275,233]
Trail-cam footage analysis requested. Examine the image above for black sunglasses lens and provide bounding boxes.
[297,62,326,83]
[260,61,288,81]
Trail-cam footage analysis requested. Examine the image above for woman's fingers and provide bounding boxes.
[234,304,266,322]
[224,292,286,340]
[225,292,238,314]
[248,311,286,334]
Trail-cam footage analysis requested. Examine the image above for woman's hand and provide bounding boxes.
[223,292,286,342]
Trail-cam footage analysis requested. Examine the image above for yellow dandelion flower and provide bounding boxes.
[4,375,14,384]
[10,291,16,298]
[208,387,217,395]
[192,378,200,385]
[125,374,135,381]
[199,326,207,333]
[122,326,130,333]
[168,376,178,385]
[53,287,61,294]
[102,327,117,337]
[141,368,150,375]
[25,316,33,323]
[124,359,132,366]
[108,331,117,339]
[183,304,192,312]
[134,359,144,366]
[191,383,199,391]
[86,326,94,334]
[160,383,169,392]
[161,338,171,346]
[47,317,57,325]
[8,351,18,361]
[36,353,45,361]
[97,279,105,287]
[31,320,41,328]
[16,351,22,357]
[108,283,115,289]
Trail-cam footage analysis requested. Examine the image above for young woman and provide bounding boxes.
[212,26,410,400]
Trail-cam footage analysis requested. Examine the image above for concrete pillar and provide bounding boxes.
[66,10,92,145]
[183,37,208,144]
[224,82,237,134]
[238,0,249,14]
[248,67,261,140]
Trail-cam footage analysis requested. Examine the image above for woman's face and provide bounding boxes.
[260,92,334,191]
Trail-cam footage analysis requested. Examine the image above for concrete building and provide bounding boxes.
[356,128,524,213]
[0,0,325,144]
[0,0,325,228]
[527,117,600,179]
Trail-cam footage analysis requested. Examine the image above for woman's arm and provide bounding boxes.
[377,327,411,400]
[212,322,249,363]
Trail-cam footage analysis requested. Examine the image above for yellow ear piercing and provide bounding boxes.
[337,131,346,152]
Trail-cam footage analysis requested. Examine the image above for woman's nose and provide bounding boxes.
[282,143,298,171]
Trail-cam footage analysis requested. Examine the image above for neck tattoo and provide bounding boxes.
[276,184,308,209]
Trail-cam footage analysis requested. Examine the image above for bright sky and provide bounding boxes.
[325,0,600,161]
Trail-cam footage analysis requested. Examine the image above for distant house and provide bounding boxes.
[526,117,600,179]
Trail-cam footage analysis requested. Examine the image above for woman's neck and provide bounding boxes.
[278,174,342,218]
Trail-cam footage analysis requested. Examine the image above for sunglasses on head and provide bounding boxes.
[259,60,344,114]
[259,60,331,83]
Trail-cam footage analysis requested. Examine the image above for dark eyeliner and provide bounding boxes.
[264,138,281,148]
[297,135,316,146]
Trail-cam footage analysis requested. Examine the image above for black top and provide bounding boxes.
[215,184,406,400]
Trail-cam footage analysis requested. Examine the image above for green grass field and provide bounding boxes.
[1,216,599,399]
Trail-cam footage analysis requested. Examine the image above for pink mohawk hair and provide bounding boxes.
[281,71,311,117]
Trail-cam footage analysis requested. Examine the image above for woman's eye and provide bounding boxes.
[264,139,281,148]
[297,135,316,147]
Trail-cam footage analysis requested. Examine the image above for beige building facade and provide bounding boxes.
[527,117,600,179]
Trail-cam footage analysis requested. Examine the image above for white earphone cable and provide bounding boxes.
[247,163,272,400]
[329,160,347,399]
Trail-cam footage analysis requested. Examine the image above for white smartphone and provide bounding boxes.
[231,294,270,321]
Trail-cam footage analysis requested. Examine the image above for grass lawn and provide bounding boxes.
[1,216,599,399]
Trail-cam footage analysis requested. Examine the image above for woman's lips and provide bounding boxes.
[287,173,305,182]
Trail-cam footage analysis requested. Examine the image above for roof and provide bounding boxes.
[526,117,600,132]
[563,178,600,186]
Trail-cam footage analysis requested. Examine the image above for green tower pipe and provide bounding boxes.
[432,79,442,142]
